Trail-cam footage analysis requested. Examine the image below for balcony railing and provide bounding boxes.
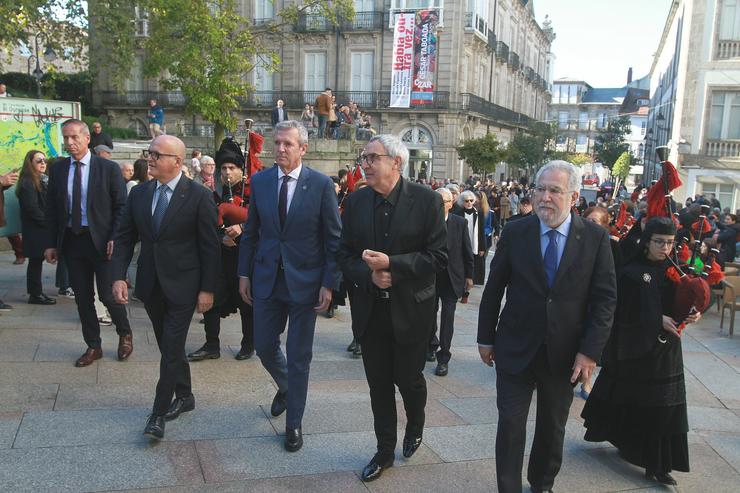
[460,93,532,127]
[253,17,273,26]
[294,13,334,33]
[101,91,187,107]
[495,41,509,62]
[487,29,497,51]
[509,51,520,71]
[705,140,740,158]
[717,40,740,60]
[524,67,534,81]
[341,11,384,30]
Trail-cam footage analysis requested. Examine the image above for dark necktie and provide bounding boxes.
[71,161,82,234]
[152,184,169,233]
[544,229,559,287]
[279,175,289,228]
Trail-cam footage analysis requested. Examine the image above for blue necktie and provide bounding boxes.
[152,184,169,233]
[544,229,559,287]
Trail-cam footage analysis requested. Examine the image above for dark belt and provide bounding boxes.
[377,290,391,299]
[66,226,90,235]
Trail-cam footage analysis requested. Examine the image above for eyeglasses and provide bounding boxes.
[442,199,452,203]
[650,239,675,248]
[142,149,179,161]
[34,158,47,163]
[464,199,475,203]
[360,153,392,165]
[535,185,569,195]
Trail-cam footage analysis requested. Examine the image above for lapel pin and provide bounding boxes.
[302,185,307,190]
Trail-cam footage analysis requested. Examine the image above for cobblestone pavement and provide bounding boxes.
[0,250,739,492]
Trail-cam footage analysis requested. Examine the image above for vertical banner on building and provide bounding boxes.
[390,13,415,108]
[412,10,439,105]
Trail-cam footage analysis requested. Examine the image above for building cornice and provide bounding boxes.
[649,0,681,77]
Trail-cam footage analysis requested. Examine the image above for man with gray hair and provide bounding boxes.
[338,134,447,482]
[477,160,617,493]
[238,120,341,452]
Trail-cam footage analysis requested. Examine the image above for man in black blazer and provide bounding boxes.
[477,161,617,493]
[338,134,447,482]
[429,187,473,377]
[271,99,289,127]
[44,119,132,367]
[112,135,220,440]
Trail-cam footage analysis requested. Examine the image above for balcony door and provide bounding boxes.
[355,0,374,12]
[350,52,374,104]
[304,52,327,94]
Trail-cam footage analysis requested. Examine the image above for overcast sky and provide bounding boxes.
[533,0,674,87]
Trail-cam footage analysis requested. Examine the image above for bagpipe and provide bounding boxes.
[216,119,264,229]
[649,146,723,341]
[609,201,637,240]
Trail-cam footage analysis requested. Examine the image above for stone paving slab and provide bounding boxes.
[0,441,204,493]
[363,458,497,493]
[676,352,740,403]
[0,361,96,385]
[0,384,58,413]
[701,432,740,474]
[0,414,21,449]
[14,406,276,448]
[33,338,164,362]
[687,405,740,433]
[194,430,441,483]
[0,342,38,362]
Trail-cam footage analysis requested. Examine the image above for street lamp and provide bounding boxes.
[26,32,57,98]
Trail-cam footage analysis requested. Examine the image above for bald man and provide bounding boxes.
[112,135,220,440]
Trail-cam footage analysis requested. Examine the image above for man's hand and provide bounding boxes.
[570,352,597,384]
[106,241,114,260]
[465,278,474,293]
[362,249,390,271]
[112,280,128,304]
[479,250,486,257]
[371,270,392,289]
[224,224,242,239]
[685,309,701,325]
[0,171,19,187]
[478,346,495,367]
[196,291,214,313]
[44,248,58,264]
[222,236,236,247]
[238,277,253,305]
[314,286,333,312]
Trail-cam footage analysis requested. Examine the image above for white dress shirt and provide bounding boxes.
[66,151,92,227]
[151,172,183,215]
[277,164,302,212]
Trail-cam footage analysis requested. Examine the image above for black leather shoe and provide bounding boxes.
[284,426,303,452]
[270,391,287,417]
[164,394,195,421]
[426,351,436,362]
[187,345,220,362]
[434,363,448,376]
[235,346,254,360]
[325,305,335,318]
[352,343,362,358]
[28,294,56,305]
[361,454,394,482]
[646,469,677,485]
[143,414,165,440]
[346,339,357,352]
[402,434,423,458]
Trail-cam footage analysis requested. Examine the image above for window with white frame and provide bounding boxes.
[640,121,647,136]
[350,52,374,93]
[720,0,740,40]
[700,183,735,209]
[254,0,274,23]
[254,60,273,92]
[579,111,588,129]
[558,111,569,129]
[597,112,608,129]
[576,134,587,145]
[355,0,374,12]
[304,52,327,91]
[708,91,740,139]
[467,0,488,36]
[390,0,444,27]
[125,56,144,92]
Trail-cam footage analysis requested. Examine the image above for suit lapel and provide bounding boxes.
[156,176,190,237]
[283,166,309,231]
[86,156,98,212]
[365,188,377,250]
[266,166,280,232]
[59,158,71,211]
[387,179,414,251]
[143,180,157,236]
[552,213,583,288]
[530,216,549,289]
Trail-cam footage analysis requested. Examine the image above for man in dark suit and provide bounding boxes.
[337,134,447,482]
[429,187,473,377]
[271,99,289,127]
[477,161,617,493]
[44,119,132,367]
[238,120,341,452]
[111,135,220,440]
[507,196,533,222]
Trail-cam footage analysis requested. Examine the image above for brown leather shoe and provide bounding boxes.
[118,333,133,361]
[75,347,102,367]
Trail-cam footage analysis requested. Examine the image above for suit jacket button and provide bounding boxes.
[548,298,552,303]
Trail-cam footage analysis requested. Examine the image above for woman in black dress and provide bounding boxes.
[582,216,701,486]
[16,150,55,305]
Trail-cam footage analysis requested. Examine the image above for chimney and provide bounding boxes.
[627,67,633,84]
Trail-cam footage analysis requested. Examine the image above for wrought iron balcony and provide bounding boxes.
[294,13,334,33]
[341,11,385,31]
[487,29,497,51]
[524,67,534,81]
[705,139,740,158]
[101,91,187,107]
[717,40,740,60]
[509,51,520,71]
[495,41,509,62]
[460,93,532,128]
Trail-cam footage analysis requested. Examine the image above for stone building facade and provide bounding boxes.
[91,0,553,180]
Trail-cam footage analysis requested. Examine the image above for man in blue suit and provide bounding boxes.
[238,120,341,452]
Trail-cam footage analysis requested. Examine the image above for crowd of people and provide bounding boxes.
[1,116,733,491]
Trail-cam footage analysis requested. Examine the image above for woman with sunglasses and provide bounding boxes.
[582,216,701,486]
[16,150,56,305]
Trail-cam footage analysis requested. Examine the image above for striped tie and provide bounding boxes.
[152,184,169,233]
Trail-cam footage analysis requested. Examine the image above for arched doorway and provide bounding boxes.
[401,126,434,180]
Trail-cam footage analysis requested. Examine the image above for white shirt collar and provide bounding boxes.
[279,164,302,181]
[539,212,572,238]
[159,171,183,192]
[73,151,92,166]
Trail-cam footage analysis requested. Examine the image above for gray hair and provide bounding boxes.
[118,161,133,169]
[535,160,581,192]
[436,187,452,201]
[200,155,215,166]
[458,190,476,207]
[445,183,460,194]
[369,134,409,171]
[275,120,309,145]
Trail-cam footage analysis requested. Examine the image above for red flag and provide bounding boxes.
[615,202,628,229]
[248,132,264,176]
[646,160,682,218]
[347,164,363,193]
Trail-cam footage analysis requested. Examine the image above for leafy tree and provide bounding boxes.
[593,115,631,170]
[611,151,632,197]
[457,133,506,176]
[568,153,592,167]
[507,132,543,170]
[90,0,354,147]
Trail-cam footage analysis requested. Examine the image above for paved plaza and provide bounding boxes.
[0,250,739,492]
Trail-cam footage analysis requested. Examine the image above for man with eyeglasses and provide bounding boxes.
[44,119,133,367]
[111,135,220,440]
[337,134,447,482]
[477,160,617,493]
